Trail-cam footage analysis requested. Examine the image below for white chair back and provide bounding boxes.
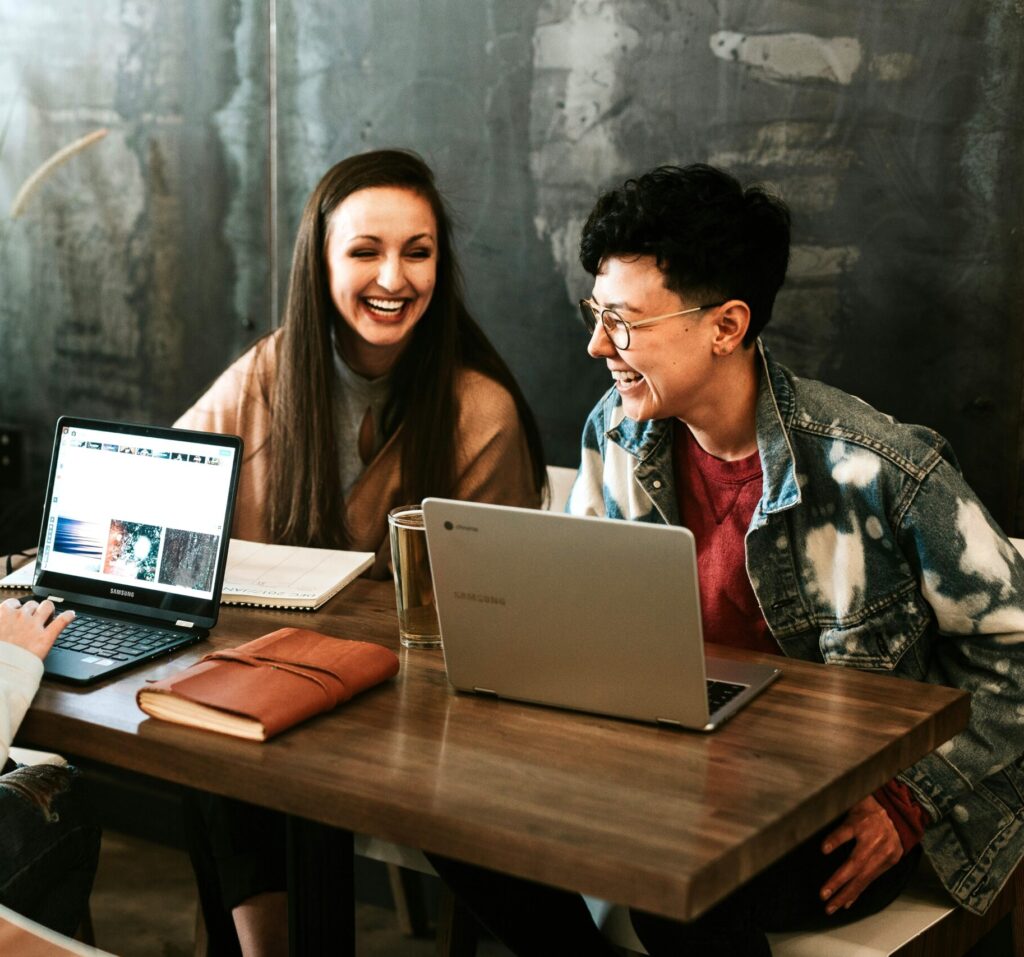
[543,465,577,512]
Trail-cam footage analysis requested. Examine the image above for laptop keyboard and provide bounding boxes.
[707,679,746,714]
[53,614,185,662]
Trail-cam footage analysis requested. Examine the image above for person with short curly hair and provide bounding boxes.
[430,164,1024,956]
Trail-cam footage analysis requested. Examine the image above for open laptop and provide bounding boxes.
[422,499,781,731]
[28,416,242,684]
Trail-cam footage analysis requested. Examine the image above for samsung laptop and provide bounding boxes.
[28,416,242,684]
[422,500,781,731]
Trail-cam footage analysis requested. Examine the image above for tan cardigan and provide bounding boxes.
[175,334,541,577]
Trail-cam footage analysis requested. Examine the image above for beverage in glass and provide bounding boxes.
[388,506,441,648]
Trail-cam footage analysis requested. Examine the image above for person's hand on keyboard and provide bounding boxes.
[0,598,75,660]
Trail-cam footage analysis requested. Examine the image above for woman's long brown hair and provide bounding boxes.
[263,149,545,547]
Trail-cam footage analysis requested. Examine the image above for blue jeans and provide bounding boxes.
[0,759,101,937]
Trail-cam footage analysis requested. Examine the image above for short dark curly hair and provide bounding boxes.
[579,164,790,345]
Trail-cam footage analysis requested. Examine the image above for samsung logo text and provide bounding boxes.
[454,591,506,606]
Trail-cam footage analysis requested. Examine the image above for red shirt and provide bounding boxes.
[672,420,929,850]
[672,421,777,655]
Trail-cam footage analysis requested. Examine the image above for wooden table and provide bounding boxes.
[18,580,969,950]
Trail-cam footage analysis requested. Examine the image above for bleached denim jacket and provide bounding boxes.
[569,342,1024,915]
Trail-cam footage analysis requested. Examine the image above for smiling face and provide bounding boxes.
[587,255,724,422]
[325,186,438,376]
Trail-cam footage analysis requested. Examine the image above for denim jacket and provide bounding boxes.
[569,342,1024,914]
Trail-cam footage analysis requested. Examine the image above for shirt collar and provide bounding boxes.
[753,340,802,514]
[331,336,393,403]
[604,339,802,514]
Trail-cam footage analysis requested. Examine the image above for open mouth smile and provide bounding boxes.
[362,296,409,319]
[611,368,645,392]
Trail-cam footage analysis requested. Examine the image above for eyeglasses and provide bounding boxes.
[579,298,725,350]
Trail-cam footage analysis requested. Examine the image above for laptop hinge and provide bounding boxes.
[473,687,498,697]
[46,595,64,603]
[175,620,195,629]
[655,717,683,727]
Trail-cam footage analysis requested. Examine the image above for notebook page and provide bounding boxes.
[0,561,35,588]
[222,540,373,602]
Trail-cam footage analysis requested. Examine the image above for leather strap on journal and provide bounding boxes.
[202,649,353,703]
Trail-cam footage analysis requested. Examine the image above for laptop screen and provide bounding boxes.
[34,417,242,624]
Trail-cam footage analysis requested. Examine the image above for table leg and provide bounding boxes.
[286,815,355,957]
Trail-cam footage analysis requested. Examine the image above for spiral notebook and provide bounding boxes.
[3,539,373,611]
[220,540,373,609]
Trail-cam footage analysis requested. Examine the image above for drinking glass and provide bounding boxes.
[388,506,441,649]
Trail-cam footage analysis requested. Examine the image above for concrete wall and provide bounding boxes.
[2,1,1022,529]
[0,1,268,498]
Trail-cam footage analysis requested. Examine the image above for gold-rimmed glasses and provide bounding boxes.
[579,298,725,350]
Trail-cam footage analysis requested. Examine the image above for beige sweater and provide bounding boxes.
[175,334,541,577]
[0,642,42,769]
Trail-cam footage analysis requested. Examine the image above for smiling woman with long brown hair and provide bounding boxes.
[178,148,545,576]
[175,149,545,956]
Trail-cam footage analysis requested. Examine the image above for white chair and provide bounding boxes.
[353,837,484,956]
[8,746,68,767]
[767,858,1023,956]
[543,465,577,513]
[0,900,115,956]
[588,857,1023,957]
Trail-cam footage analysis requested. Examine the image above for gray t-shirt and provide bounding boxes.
[331,346,393,495]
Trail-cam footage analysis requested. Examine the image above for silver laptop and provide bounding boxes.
[422,499,780,731]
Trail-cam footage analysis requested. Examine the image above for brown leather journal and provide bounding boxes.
[136,627,399,740]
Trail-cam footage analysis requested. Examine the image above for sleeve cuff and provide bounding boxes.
[0,641,45,685]
[896,751,974,822]
[878,777,933,853]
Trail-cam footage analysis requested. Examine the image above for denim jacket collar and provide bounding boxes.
[604,412,668,464]
[755,341,803,516]
[604,340,802,519]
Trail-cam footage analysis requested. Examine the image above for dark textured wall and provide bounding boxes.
[2,1,1023,530]
[0,1,268,494]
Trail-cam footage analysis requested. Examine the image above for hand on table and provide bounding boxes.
[0,597,75,660]
[819,795,902,915]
